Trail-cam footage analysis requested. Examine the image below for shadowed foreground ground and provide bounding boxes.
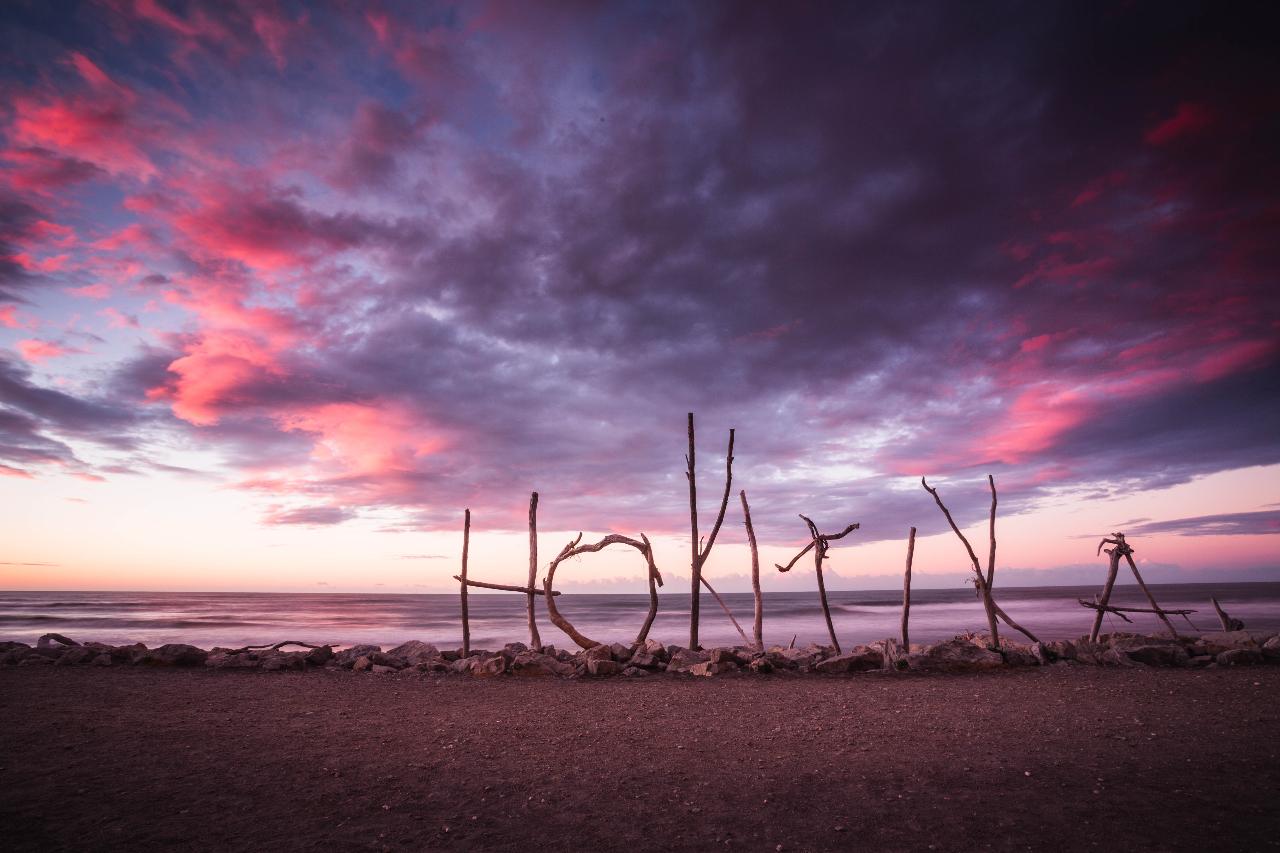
[2,666,1277,852]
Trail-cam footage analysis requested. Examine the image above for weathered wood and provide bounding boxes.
[687,413,700,648]
[1090,534,1125,643]
[804,514,841,655]
[527,491,541,651]
[991,601,1039,643]
[1210,596,1244,631]
[636,533,664,645]
[902,526,916,649]
[702,575,751,647]
[460,508,471,656]
[1123,550,1178,638]
[740,489,763,650]
[219,640,328,654]
[774,523,858,572]
[922,477,1001,648]
[686,414,737,650]
[451,576,561,596]
[543,532,662,650]
[1079,599,1196,617]
[986,474,997,588]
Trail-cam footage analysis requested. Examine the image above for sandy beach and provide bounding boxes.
[2,665,1276,852]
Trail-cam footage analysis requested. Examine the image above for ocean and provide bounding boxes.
[2,582,1277,651]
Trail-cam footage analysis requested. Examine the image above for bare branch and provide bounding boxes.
[986,474,997,587]
[459,508,471,657]
[544,532,659,650]
[698,428,735,565]
[740,489,763,650]
[527,491,541,650]
[452,576,561,596]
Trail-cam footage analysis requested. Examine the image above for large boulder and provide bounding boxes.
[708,648,746,666]
[334,644,382,668]
[689,661,738,677]
[509,652,568,677]
[1046,640,1077,661]
[1108,636,1188,667]
[473,655,508,677]
[1217,648,1264,667]
[584,644,613,663]
[586,658,622,677]
[205,651,259,669]
[134,644,208,667]
[54,646,97,666]
[666,648,711,672]
[627,651,665,670]
[260,652,306,671]
[305,645,334,666]
[1199,631,1258,656]
[1262,636,1280,661]
[915,638,1005,672]
[640,639,669,662]
[386,641,439,664]
[813,645,882,674]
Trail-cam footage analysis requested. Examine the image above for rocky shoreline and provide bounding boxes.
[4,628,1278,677]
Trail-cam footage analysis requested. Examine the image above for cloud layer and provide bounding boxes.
[1,1,1277,547]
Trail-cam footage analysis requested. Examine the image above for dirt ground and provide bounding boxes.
[1,665,1277,852]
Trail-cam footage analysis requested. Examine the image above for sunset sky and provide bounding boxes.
[1,1,1277,593]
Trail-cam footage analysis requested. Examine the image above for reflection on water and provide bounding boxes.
[0,583,1277,650]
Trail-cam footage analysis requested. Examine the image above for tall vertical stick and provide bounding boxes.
[986,475,997,588]
[527,492,541,651]
[740,489,763,650]
[687,412,700,649]
[1090,536,1123,643]
[460,508,471,657]
[902,526,916,649]
[803,515,841,654]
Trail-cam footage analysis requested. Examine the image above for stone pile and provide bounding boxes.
[3,629,1277,677]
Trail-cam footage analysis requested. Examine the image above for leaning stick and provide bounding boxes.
[922,477,1000,648]
[986,474,997,588]
[452,577,561,596]
[1122,550,1178,638]
[1090,535,1124,643]
[902,526,916,649]
[221,640,328,654]
[460,508,471,656]
[803,514,841,654]
[991,601,1039,643]
[1079,600,1196,617]
[1211,596,1232,631]
[527,491,541,650]
[740,489,763,650]
[702,575,751,647]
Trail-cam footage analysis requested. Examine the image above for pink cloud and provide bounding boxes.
[100,307,140,328]
[1145,102,1211,146]
[0,306,19,328]
[67,283,111,299]
[0,464,35,480]
[17,339,81,362]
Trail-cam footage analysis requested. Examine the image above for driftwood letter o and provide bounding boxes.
[542,533,664,649]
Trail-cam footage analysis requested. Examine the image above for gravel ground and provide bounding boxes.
[1,665,1277,852]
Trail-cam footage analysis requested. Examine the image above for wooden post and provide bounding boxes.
[922,477,1001,649]
[1122,549,1178,638]
[636,533,664,645]
[527,491,541,651]
[740,489,763,650]
[804,515,841,655]
[902,526,916,649]
[1090,535,1123,643]
[687,413,700,649]
[460,508,471,657]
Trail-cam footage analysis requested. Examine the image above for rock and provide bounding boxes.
[91,654,113,667]
[502,642,529,658]
[813,654,856,674]
[610,643,633,663]
[1263,636,1280,661]
[110,643,146,661]
[55,646,97,666]
[1000,643,1040,667]
[1031,643,1051,666]
[666,648,711,672]
[709,648,746,666]
[509,652,562,677]
[1217,648,1264,667]
[775,648,819,670]
[335,644,382,668]
[584,644,613,663]
[1187,655,1214,668]
[1046,640,1077,661]
[624,650,665,671]
[747,656,774,674]
[473,655,507,677]
[352,656,373,672]
[916,638,1005,672]
[371,664,397,674]
[1108,637,1188,667]
[305,645,334,666]
[641,639,668,661]
[18,655,53,666]
[0,648,30,665]
[621,666,649,677]
[1200,631,1258,656]
[370,652,408,669]
[37,633,80,649]
[1099,648,1140,667]
[689,661,738,677]
[451,656,478,674]
[260,652,306,672]
[387,641,438,664]
[134,643,208,667]
[586,658,622,677]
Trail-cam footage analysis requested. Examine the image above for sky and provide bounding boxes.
[0,1,1277,594]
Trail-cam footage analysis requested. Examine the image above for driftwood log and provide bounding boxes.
[686,413,738,649]
[921,476,1038,646]
[1210,596,1244,631]
[1079,600,1196,621]
[740,489,763,650]
[543,533,663,649]
[459,508,471,656]
[220,640,328,654]
[451,577,561,596]
[775,515,860,654]
[527,492,541,650]
[1090,533,1178,639]
[902,526,916,649]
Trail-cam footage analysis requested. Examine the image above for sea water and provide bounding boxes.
[2,582,1277,650]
